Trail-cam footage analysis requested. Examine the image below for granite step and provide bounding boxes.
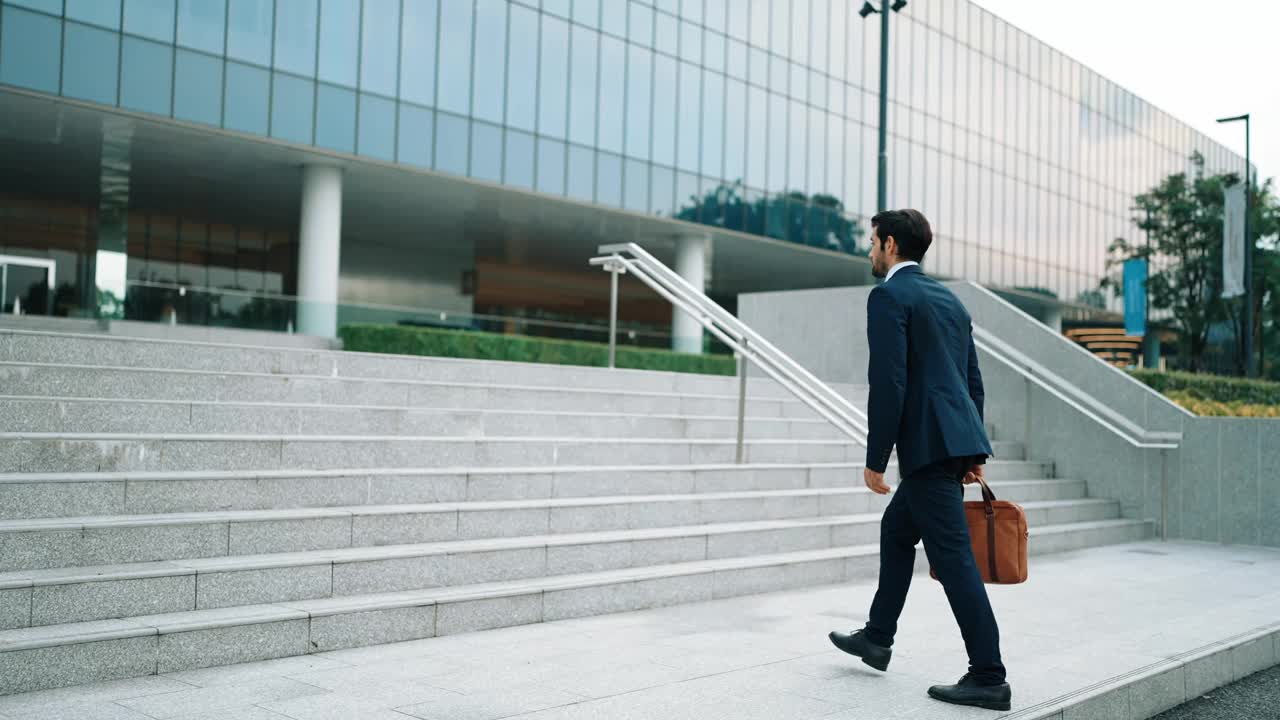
[0,362,835,419]
[0,433,1025,474]
[0,395,848,439]
[0,495,1120,629]
[0,329,863,400]
[0,460,1059,518]
[0,488,1105,573]
[0,517,1154,696]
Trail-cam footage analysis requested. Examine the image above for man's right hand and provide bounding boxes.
[962,464,984,485]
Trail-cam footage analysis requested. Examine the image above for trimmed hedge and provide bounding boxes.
[1164,391,1280,418]
[1129,369,1280,406]
[339,324,736,376]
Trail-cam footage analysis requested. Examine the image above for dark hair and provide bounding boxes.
[871,209,933,262]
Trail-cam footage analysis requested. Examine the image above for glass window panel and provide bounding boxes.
[597,152,623,206]
[625,45,652,159]
[679,20,700,63]
[568,25,597,145]
[706,0,725,32]
[506,4,538,132]
[705,30,724,72]
[67,0,121,29]
[770,0,788,57]
[438,0,474,114]
[273,0,316,76]
[788,99,805,189]
[399,0,437,104]
[789,62,805,103]
[676,172,697,220]
[769,55,787,94]
[676,61,699,172]
[360,0,399,95]
[173,50,223,125]
[397,103,433,167]
[473,0,507,123]
[655,11,676,55]
[358,93,395,160]
[809,69,824,108]
[62,22,119,106]
[768,93,786,190]
[748,47,766,86]
[651,54,677,166]
[701,71,724,179]
[121,37,172,115]
[315,83,356,152]
[125,0,175,42]
[598,35,626,153]
[601,0,625,36]
[748,0,767,48]
[566,143,593,200]
[727,0,747,41]
[317,0,357,86]
[540,138,569,196]
[826,112,843,199]
[682,0,700,25]
[5,0,61,14]
[543,0,570,18]
[0,6,61,93]
[746,85,766,188]
[624,159,648,211]
[271,72,314,143]
[539,15,570,138]
[724,78,745,182]
[790,0,808,65]
[434,112,469,175]
[177,0,226,53]
[470,121,502,182]
[727,39,746,79]
[629,1,653,45]
[807,106,823,193]
[224,61,269,134]
[573,0,598,28]
[226,0,272,65]
[504,129,535,189]
[651,165,674,214]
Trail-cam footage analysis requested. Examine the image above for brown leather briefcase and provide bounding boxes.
[930,477,1028,585]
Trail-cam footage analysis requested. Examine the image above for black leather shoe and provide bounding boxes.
[927,674,1012,711]
[827,629,892,671]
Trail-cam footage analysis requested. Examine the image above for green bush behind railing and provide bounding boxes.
[1130,369,1280,406]
[339,324,736,376]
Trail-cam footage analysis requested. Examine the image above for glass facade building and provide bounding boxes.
[0,0,1247,336]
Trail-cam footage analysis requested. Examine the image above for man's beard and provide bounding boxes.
[871,262,886,279]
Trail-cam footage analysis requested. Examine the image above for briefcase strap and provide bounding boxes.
[976,477,1000,583]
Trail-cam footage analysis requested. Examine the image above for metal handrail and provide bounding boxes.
[591,243,868,461]
[971,325,1178,542]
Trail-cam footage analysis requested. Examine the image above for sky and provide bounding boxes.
[971,0,1279,187]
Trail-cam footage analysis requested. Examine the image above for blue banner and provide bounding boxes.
[1123,258,1148,338]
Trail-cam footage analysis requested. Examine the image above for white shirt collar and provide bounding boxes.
[885,261,920,282]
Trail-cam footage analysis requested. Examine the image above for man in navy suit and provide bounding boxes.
[828,209,1011,711]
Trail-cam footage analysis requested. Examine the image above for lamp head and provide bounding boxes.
[891,0,908,11]
[858,2,878,18]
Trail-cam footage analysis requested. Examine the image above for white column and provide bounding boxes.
[672,234,709,354]
[1042,305,1063,334]
[297,164,342,337]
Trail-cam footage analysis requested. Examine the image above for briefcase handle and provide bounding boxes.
[973,476,997,516]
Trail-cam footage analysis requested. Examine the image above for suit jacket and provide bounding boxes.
[864,265,993,476]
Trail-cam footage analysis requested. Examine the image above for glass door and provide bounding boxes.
[0,255,56,315]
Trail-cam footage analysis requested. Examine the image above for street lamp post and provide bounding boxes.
[859,1,908,212]
[1216,113,1254,377]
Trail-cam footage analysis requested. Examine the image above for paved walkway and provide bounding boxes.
[0,541,1276,720]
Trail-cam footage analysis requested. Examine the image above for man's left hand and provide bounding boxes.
[864,467,891,495]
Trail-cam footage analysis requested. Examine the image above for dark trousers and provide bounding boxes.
[863,457,1007,685]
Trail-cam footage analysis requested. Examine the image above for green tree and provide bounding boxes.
[675,182,863,255]
[1101,153,1280,374]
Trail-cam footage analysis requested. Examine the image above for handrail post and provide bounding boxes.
[736,339,749,464]
[1023,376,1032,460]
[605,259,622,369]
[1160,448,1168,542]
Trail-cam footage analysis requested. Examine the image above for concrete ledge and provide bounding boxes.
[1005,623,1280,720]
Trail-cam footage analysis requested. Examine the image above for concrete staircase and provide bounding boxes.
[0,329,1153,695]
